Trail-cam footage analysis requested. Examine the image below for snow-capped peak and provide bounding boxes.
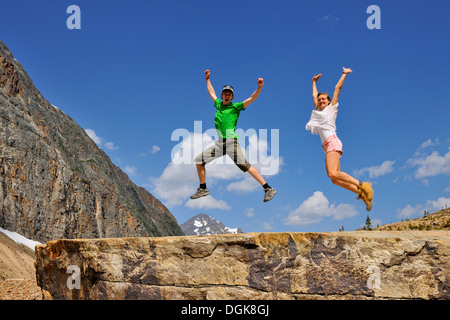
[181,213,243,236]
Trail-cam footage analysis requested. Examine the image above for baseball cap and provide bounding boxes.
[222,85,234,94]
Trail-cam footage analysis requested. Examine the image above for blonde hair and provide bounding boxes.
[317,92,331,102]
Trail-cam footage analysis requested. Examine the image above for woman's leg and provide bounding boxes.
[325,151,359,194]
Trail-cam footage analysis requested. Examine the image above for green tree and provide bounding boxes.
[365,215,373,230]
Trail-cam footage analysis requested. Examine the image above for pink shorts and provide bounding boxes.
[322,135,343,154]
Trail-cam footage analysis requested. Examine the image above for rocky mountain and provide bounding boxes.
[180,213,243,236]
[374,208,450,231]
[0,41,184,242]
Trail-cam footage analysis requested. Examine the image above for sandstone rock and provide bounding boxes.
[0,41,183,242]
[35,231,450,300]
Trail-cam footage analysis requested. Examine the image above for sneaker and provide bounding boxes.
[264,187,276,202]
[190,187,210,199]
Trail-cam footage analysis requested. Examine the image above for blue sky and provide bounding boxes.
[2,0,450,233]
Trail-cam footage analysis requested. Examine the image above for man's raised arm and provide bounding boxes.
[243,78,264,109]
[205,69,217,102]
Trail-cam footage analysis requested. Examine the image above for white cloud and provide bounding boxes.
[408,150,450,179]
[406,139,450,180]
[85,128,118,151]
[262,222,273,231]
[151,145,161,154]
[124,166,137,176]
[104,141,118,150]
[420,138,440,149]
[354,160,395,179]
[318,14,340,22]
[140,145,161,157]
[371,218,383,228]
[244,207,255,218]
[285,191,358,227]
[150,161,197,207]
[185,196,231,210]
[317,14,340,27]
[397,197,450,219]
[227,174,260,194]
[85,128,102,144]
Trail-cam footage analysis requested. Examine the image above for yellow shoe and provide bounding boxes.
[358,182,374,201]
[357,188,373,212]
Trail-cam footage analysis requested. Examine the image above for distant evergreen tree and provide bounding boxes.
[365,215,373,230]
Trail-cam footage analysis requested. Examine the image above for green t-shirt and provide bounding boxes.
[213,98,245,139]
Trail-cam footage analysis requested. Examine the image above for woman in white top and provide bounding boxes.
[306,67,374,211]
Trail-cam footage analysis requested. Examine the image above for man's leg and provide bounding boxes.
[227,138,276,202]
[190,141,222,199]
[247,166,266,185]
[190,163,210,199]
[196,163,206,184]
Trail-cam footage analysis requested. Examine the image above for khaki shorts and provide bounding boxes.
[194,138,251,172]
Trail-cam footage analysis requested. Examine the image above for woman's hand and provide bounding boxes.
[342,67,352,74]
[312,73,322,82]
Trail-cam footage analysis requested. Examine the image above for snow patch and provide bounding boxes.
[194,220,203,228]
[0,228,42,251]
[225,227,239,234]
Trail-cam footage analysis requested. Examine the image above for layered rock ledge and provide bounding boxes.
[35,231,450,300]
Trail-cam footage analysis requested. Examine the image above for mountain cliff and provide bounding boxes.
[0,41,184,242]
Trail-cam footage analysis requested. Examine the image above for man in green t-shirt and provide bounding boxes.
[190,69,276,202]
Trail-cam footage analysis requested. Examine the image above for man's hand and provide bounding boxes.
[205,69,211,80]
[257,78,264,87]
